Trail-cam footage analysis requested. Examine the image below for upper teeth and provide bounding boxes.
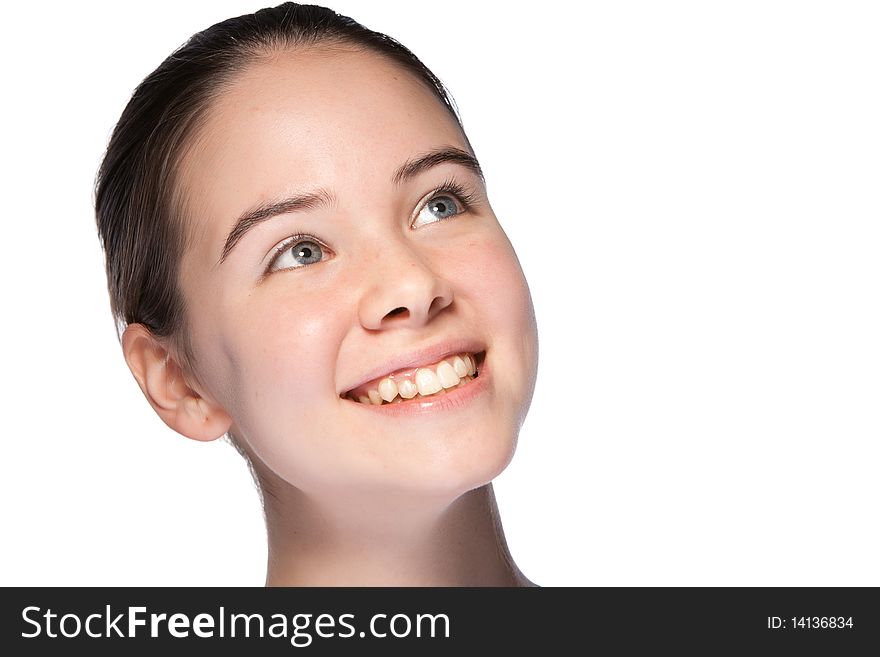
[349,352,478,405]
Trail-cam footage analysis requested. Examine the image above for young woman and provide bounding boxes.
[95,2,539,586]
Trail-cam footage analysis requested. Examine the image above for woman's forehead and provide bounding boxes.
[180,47,467,219]
[197,48,462,170]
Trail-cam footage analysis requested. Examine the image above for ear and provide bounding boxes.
[121,324,232,442]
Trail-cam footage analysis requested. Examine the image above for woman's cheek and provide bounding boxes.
[227,288,344,405]
[465,228,539,418]
[463,229,534,326]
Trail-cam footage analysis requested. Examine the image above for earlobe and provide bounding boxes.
[121,324,232,442]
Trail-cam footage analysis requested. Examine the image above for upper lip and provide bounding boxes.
[340,338,486,396]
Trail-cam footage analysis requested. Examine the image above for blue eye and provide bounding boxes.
[413,192,465,228]
[426,195,460,219]
[268,237,327,273]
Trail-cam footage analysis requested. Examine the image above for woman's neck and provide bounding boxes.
[262,482,532,587]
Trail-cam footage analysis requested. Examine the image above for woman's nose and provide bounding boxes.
[357,238,454,331]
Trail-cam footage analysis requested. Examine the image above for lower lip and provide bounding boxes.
[343,354,490,417]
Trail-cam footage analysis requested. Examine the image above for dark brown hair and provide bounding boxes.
[94,2,467,370]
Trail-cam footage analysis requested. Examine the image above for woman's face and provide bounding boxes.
[175,47,538,501]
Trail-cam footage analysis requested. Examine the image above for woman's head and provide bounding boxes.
[96,3,538,511]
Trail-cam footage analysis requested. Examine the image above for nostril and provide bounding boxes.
[385,307,408,319]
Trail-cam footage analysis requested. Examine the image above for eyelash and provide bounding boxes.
[264,180,480,274]
[422,178,480,217]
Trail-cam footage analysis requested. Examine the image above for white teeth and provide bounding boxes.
[352,373,476,405]
[436,361,461,389]
[397,379,418,399]
[451,355,469,378]
[349,352,481,404]
[378,378,398,402]
[415,367,443,396]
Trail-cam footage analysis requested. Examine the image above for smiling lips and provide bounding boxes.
[344,352,482,405]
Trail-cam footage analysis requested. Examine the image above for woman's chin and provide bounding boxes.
[383,435,518,500]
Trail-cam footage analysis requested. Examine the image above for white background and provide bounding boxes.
[1,1,878,586]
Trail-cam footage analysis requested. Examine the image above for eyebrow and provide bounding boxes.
[391,146,484,186]
[219,146,483,264]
